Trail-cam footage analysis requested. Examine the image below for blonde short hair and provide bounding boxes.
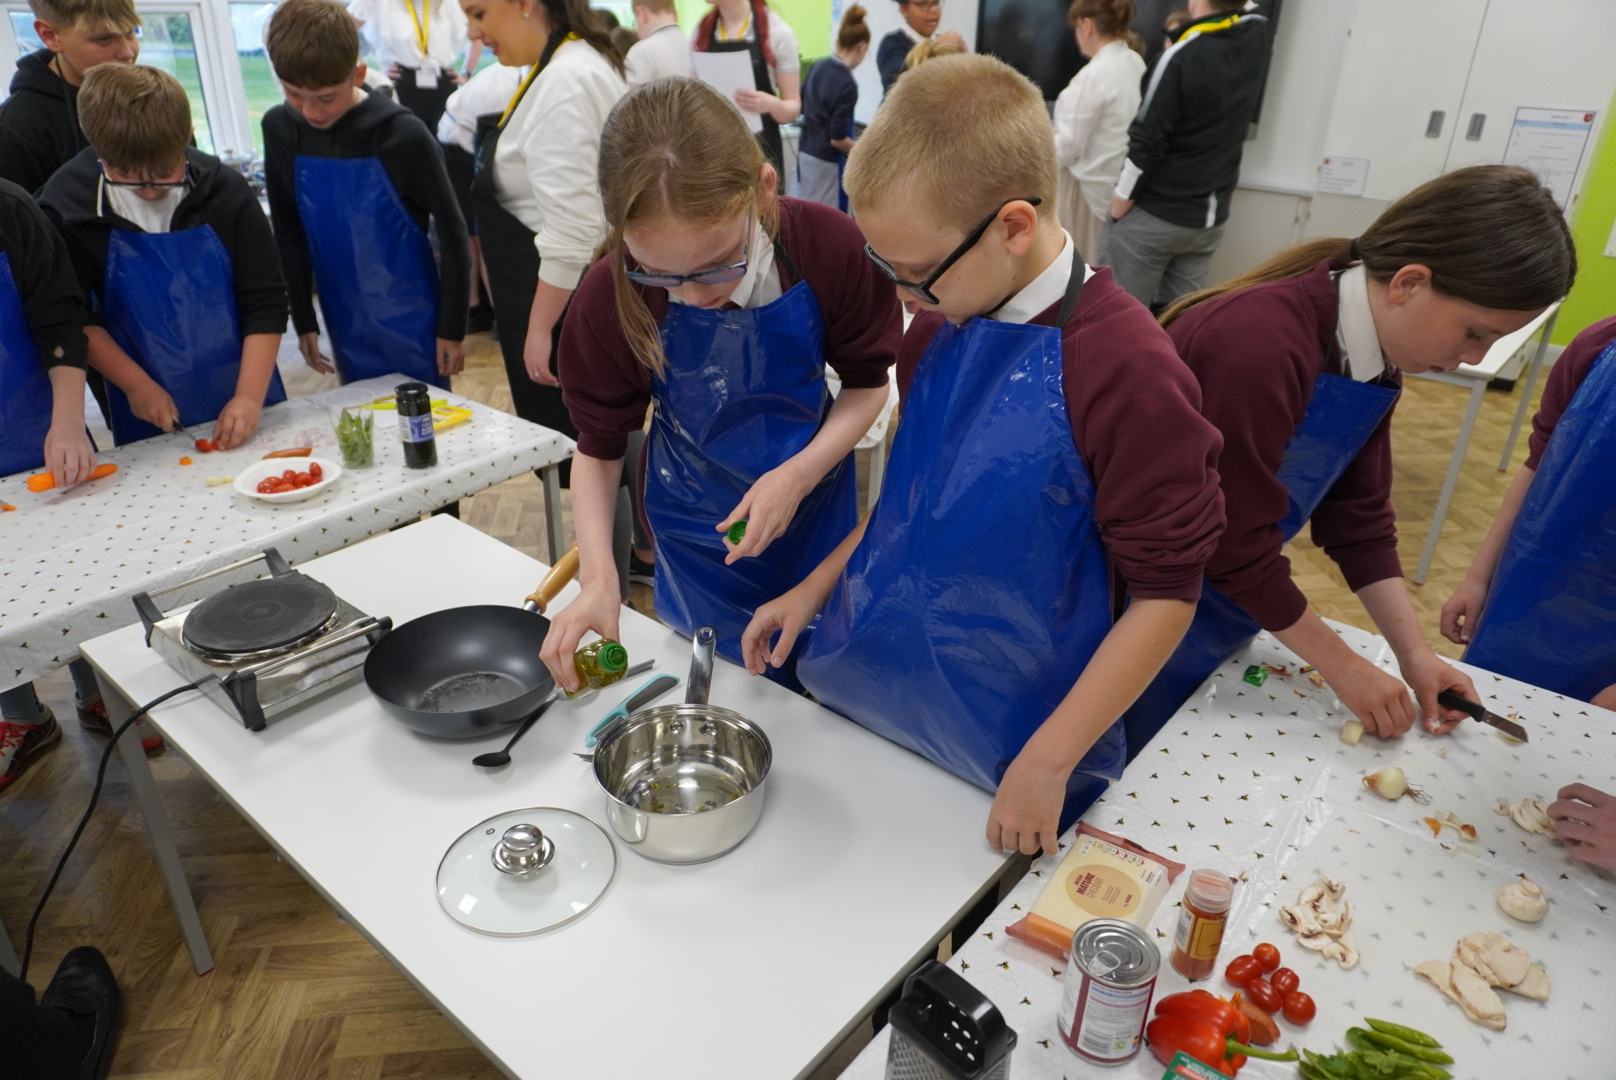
[27,0,137,31]
[844,53,1055,230]
[901,35,963,71]
[78,64,192,176]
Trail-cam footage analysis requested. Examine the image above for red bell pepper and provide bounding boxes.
[1154,991,1251,1045]
[1145,1015,1298,1076]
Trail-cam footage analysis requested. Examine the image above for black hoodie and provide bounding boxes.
[0,50,89,196]
[0,178,89,369]
[38,146,289,338]
[262,89,469,343]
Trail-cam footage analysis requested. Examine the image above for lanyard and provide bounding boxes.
[717,11,751,41]
[497,33,578,126]
[405,0,431,57]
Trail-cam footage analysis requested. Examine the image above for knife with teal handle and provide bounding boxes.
[585,674,680,748]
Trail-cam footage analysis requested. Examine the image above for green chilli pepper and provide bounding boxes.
[1364,1019,1444,1049]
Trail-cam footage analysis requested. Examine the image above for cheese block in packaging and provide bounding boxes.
[1006,822,1184,960]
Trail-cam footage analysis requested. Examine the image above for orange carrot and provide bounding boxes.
[25,463,118,492]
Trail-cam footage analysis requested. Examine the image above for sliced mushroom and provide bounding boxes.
[1497,875,1548,923]
[1495,797,1555,835]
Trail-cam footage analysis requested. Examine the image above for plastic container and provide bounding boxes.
[1169,869,1234,981]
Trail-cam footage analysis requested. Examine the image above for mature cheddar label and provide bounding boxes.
[1032,833,1172,930]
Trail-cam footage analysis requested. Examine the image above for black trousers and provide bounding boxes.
[0,966,89,1080]
[393,66,456,137]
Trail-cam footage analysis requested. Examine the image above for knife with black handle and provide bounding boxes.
[1438,690,1529,741]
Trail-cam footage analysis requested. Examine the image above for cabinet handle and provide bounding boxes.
[1425,110,1446,138]
[1466,113,1487,141]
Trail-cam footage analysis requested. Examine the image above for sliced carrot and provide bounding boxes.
[179,457,194,465]
[25,463,118,492]
[262,447,313,459]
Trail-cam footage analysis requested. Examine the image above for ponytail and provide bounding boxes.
[539,0,626,74]
[1160,165,1577,326]
[694,0,778,69]
[837,4,870,51]
[1068,0,1136,41]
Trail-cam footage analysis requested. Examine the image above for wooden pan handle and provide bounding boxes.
[526,544,580,614]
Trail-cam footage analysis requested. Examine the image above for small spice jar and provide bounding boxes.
[1169,868,1234,980]
[395,381,437,469]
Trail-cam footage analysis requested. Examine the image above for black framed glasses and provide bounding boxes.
[864,197,1041,306]
[624,213,754,289]
[99,160,190,191]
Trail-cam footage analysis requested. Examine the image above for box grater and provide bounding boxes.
[885,960,1016,1080]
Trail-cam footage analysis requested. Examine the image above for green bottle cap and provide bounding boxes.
[726,520,748,544]
[598,641,628,672]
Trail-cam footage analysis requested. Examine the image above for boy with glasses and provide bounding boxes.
[0,0,140,194]
[743,54,1225,856]
[39,64,288,448]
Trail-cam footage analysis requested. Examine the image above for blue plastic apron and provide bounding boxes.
[293,155,443,388]
[1464,340,1616,702]
[797,254,1124,829]
[644,242,860,683]
[102,225,286,445]
[0,252,55,476]
[1121,369,1400,758]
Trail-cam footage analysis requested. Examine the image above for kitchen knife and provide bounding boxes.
[562,657,655,701]
[585,674,680,748]
[1438,690,1529,741]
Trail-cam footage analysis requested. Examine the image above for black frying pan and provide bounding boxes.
[365,546,579,738]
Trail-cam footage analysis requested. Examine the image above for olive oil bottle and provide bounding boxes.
[569,639,629,698]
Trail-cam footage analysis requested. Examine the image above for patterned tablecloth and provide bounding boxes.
[0,376,573,690]
[842,622,1616,1080]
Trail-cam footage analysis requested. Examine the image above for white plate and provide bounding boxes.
[233,457,343,504]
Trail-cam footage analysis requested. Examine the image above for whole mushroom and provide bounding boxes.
[1497,876,1548,922]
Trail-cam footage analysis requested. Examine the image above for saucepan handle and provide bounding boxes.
[685,627,716,705]
[523,544,580,614]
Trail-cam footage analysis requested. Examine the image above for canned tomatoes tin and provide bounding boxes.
[1058,918,1160,1065]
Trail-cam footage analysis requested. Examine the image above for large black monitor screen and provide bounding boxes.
[978,0,1282,105]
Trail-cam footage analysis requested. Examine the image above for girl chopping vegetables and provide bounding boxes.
[539,77,897,689]
[1121,165,1577,756]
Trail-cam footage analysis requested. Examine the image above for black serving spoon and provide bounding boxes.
[473,690,562,768]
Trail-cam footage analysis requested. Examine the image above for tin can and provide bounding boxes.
[1058,918,1160,1066]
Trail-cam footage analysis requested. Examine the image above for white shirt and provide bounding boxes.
[898,22,927,45]
[494,40,627,290]
[1333,264,1390,382]
[103,180,186,234]
[624,23,691,86]
[707,9,801,88]
[990,230,1096,325]
[667,220,781,309]
[1052,40,1145,220]
[348,0,467,73]
[437,61,522,152]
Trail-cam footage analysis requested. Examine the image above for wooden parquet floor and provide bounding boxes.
[0,333,1545,1078]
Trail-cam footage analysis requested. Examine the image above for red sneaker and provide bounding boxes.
[0,710,64,793]
[78,695,164,754]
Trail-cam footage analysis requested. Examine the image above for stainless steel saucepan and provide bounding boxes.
[590,628,771,863]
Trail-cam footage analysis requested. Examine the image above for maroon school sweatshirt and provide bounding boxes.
[1526,314,1616,470]
[898,266,1226,603]
[558,197,899,460]
[1167,259,1403,632]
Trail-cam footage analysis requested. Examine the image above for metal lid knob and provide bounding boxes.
[492,823,555,876]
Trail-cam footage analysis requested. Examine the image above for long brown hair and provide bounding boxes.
[694,0,777,68]
[1160,165,1577,326]
[599,78,778,375]
[536,0,625,75]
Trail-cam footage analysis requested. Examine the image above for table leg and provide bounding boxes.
[541,462,565,566]
[1414,379,1487,586]
[0,908,17,976]
[1498,308,1558,470]
[95,672,215,976]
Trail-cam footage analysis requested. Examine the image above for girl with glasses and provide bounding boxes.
[538,78,898,691]
[876,0,963,96]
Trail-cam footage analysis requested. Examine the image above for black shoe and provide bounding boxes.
[40,946,123,1080]
[628,552,655,588]
[466,303,495,335]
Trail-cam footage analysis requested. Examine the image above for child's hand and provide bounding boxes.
[538,581,623,693]
[212,396,262,450]
[1319,651,1416,738]
[1548,783,1616,871]
[741,585,824,675]
[437,338,465,377]
[1440,577,1489,644]
[1399,650,1475,735]
[43,422,97,488]
[129,382,180,432]
[299,332,334,374]
[987,748,1068,856]
[719,464,811,563]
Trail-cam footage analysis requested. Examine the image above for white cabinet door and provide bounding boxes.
[1318,0,1487,202]
[1441,0,1616,208]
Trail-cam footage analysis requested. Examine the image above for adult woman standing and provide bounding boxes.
[693,0,801,181]
[1053,0,1143,259]
[350,0,480,132]
[462,0,624,448]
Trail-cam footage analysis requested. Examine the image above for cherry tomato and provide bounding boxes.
[1281,991,1316,1025]
[1270,967,1299,995]
[1253,942,1281,972]
[195,438,218,452]
[256,479,276,494]
[1224,955,1261,988]
[307,462,322,481]
[1245,976,1282,1014]
[283,469,298,480]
